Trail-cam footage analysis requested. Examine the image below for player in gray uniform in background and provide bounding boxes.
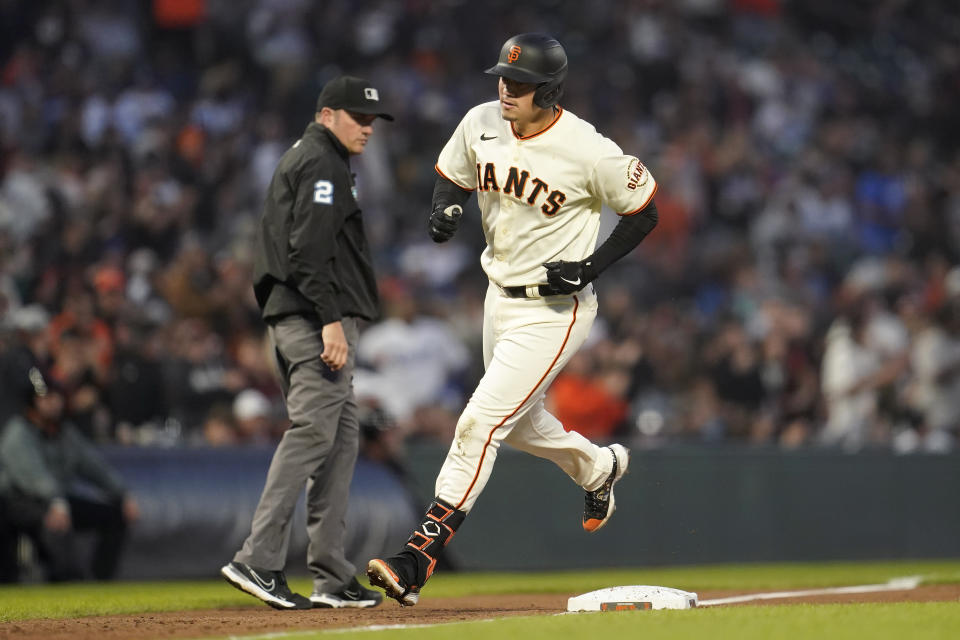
[221,76,390,610]
[367,33,660,607]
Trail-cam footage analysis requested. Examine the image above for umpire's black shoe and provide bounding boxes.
[582,444,630,532]
[221,561,312,610]
[310,576,383,608]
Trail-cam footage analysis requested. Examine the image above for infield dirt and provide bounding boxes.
[2,584,958,640]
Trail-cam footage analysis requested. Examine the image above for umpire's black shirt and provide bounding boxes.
[253,122,380,325]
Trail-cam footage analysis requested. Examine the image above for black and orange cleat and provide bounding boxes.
[367,558,420,607]
[582,444,629,532]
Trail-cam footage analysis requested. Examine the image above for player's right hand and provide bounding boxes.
[428,204,462,243]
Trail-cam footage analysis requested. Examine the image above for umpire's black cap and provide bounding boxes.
[316,76,394,121]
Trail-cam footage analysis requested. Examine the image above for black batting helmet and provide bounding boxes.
[485,33,568,109]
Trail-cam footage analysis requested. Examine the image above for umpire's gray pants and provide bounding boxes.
[234,315,360,593]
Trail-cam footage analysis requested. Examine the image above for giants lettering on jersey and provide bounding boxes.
[475,162,567,216]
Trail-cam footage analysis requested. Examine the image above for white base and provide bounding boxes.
[567,585,699,612]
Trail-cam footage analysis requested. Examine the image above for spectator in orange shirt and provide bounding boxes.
[48,288,114,382]
[546,351,629,441]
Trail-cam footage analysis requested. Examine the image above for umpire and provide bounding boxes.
[221,76,391,610]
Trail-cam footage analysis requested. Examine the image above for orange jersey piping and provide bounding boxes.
[454,295,580,510]
[617,182,658,216]
[510,107,564,141]
[435,164,476,191]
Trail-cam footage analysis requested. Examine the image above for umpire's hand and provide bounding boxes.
[428,204,463,242]
[321,321,348,371]
[44,500,72,532]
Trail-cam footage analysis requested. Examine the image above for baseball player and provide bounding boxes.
[367,33,659,606]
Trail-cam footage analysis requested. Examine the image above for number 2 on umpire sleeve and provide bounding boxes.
[313,180,333,204]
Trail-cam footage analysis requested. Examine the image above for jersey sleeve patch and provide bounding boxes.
[625,157,649,192]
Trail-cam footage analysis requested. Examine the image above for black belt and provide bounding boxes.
[501,284,557,299]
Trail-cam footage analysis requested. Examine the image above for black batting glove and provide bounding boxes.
[543,260,596,295]
[428,204,463,243]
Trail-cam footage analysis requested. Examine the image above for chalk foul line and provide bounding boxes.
[697,575,922,607]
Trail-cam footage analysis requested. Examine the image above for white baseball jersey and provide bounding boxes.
[430,100,655,514]
[436,101,657,287]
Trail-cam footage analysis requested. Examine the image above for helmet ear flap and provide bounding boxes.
[533,81,564,109]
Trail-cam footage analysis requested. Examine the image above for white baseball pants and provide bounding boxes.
[434,282,616,512]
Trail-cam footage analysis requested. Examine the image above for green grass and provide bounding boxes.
[300,603,960,640]
[0,580,245,622]
[1,559,958,639]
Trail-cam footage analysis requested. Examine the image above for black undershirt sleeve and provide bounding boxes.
[432,174,472,211]
[587,200,659,275]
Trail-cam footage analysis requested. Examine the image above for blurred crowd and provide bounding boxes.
[2,0,960,454]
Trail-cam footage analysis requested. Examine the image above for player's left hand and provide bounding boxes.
[543,260,596,295]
